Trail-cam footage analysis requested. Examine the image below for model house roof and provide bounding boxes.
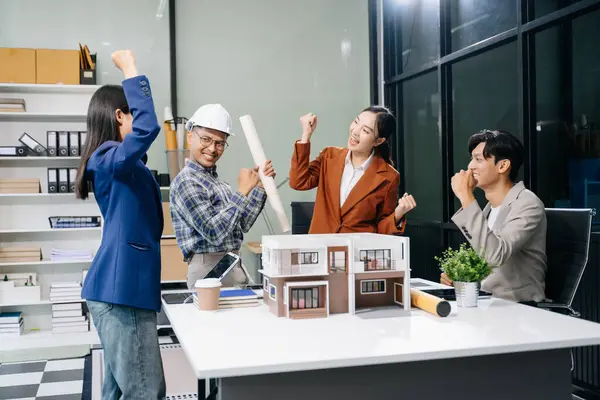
[261,233,407,250]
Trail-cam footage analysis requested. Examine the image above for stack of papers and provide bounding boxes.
[50,248,93,262]
[193,288,260,310]
[50,281,82,303]
[52,303,88,334]
[0,312,24,337]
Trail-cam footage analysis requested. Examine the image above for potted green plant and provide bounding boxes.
[435,243,492,307]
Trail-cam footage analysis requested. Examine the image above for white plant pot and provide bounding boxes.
[454,281,479,307]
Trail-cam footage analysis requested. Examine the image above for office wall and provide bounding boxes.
[0,0,171,172]
[175,0,371,276]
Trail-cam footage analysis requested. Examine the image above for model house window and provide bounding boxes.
[269,284,276,300]
[360,249,392,270]
[291,287,320,309]
[291,252,299,265]
[329,251,346,273]
[361,280,386,294]
[263,277,269,292]
[301,252,318,264]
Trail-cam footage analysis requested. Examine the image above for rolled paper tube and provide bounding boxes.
[176,121,185,150]
[239,114,291,233]
[410,288,451,317]
[164,122,178,151]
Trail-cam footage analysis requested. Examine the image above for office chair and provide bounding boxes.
[290,201,315,234]
[537,208,595,317]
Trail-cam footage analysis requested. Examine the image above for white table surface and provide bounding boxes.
[163,289,600,379]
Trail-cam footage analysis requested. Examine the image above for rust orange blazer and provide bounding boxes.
[289,141,405,235]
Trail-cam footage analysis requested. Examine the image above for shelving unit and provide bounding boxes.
[0,83,101,362]
[0,259,93,268]
[0,83,101,94]
[0,112,87,122]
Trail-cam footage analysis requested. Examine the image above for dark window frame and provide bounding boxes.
[360,249,392,270]
[373,0,600,226]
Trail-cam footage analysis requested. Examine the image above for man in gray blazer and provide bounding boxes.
[442,130,547,302]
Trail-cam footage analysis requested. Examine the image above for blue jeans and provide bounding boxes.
[87,300,166,400]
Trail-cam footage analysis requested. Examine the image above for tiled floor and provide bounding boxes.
[0,357,85,400]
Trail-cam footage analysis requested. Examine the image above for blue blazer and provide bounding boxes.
[81,75,164,312]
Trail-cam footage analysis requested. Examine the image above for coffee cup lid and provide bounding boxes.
[195,278,222,289]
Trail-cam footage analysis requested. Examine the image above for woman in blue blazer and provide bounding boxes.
[76,50,166,399]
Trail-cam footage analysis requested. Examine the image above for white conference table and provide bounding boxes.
[162,279,600,400]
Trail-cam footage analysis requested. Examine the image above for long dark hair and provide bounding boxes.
[76,85,129,199]
[362,105,396,166]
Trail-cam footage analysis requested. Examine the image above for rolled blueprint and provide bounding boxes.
[239,115,291,233]
[410,288,451,318]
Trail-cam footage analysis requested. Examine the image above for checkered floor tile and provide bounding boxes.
[0,357,85,400]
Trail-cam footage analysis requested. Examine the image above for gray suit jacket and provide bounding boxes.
[451,182,547,302]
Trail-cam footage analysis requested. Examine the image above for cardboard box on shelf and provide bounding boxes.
[160,238,187,282]
[162,202,174,236]
[36,49,79,85]
[0,48,36,84]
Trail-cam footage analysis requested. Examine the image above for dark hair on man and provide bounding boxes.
[467,129,524,182]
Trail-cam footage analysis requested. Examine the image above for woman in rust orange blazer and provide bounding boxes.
[289,106,416,234]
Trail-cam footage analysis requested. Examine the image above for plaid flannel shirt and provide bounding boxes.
[170,160,267,262]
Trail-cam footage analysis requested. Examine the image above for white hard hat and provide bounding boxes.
[186,104,234,136]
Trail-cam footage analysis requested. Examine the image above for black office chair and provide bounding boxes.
[537,208,595,317]
[290,201,315,234]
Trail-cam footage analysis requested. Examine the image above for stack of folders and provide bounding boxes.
[0,247,42,263]
[0,98,25,113]
[51,303,88,334]
[192,288,260,310]
[50,248,93,262]
[0,178,41,194]
[49,281,82,303]
[0,312,24,337]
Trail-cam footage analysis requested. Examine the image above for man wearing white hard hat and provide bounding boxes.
[170,104,276,289]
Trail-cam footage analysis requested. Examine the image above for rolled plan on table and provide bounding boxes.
[239,114,291,233]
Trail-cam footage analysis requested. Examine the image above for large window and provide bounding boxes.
[360,249,392,270]
[533,10,600,224]
[291,251,318,265]
[452,42,519,212]
[530,0,583,20]
[361,280,386,294]
[329,250,347,273]
[450,0,516,51]
[382,2,600,393]
[403,72,442,220]
[385,0,439,77]
[291,287,320,310]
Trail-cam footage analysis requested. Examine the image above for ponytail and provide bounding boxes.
[376,140,394,167]
[362,105,396,167]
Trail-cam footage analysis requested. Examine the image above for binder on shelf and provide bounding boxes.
[69,168,77,193]
[0,146,29,157]
[69,132,80,156]
[47,168,58,193]
[58,131,69,157]
[19,132,47,156]
[47,131,58,157]
[79,132,87,153]
[58,168,68,193]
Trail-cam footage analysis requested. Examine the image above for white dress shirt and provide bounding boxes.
[340,150,374,207]
[487,206,501,230]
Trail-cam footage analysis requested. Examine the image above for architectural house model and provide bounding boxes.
[259,233,410,319]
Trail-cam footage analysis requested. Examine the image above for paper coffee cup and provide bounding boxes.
[195,278,222,311]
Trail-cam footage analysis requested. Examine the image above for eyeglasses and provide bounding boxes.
[194,132,229,150]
